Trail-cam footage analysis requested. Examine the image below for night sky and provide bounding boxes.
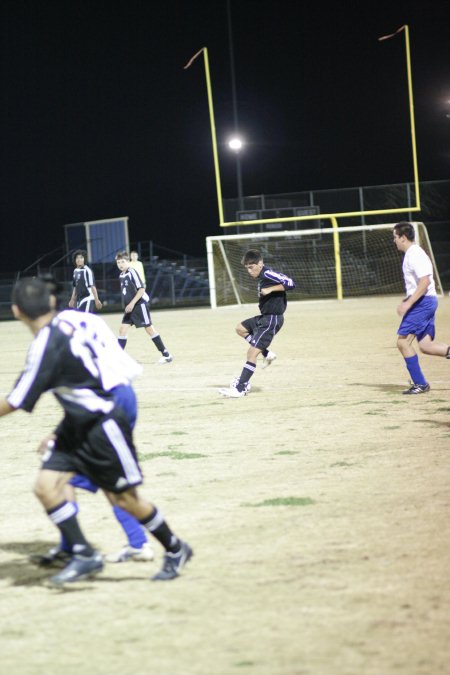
[1,1,449,273]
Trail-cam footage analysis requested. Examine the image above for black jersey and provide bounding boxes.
[73,265,95,302]
[257,266,295,315]
[119,267,150,306]
[7,312,141,429]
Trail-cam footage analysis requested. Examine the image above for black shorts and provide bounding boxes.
[121,302,152,328]
[77,297,95,313]
[241,314,284,351]
[42,411,143,493]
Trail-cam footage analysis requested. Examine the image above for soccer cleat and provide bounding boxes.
[402,383,430,395]
[47,551,104,587]
[230,377,252,393]
[105,542,154,563]
[261,350,277,369]
[218,386,246,398]
[29,546,72,568]
[151,541,193,581]
[158,354,173,364]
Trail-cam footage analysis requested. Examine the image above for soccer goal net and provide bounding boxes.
[206,222,443,307]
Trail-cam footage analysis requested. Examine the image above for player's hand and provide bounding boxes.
[37,434,56,456]
[95,300,103,310]
[396,300,410,317]
[125,302,134,313]
[260,287,270,296]
[68,299,75,308]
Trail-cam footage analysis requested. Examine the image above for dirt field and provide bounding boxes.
[0,296,449,675]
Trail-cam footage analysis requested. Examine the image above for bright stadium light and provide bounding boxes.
[228,136,244,152]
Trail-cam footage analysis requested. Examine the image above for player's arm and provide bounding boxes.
[91,285,103,310]
[0,398,16,418]
[125,287,145,313]
[68,288,77,308]
[396,276,431,317]
[260,283,286,296]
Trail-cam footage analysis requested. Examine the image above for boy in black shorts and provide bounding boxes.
[68,250,103,313]
[219,249,295,397]
[0,277,191,586]
[115,251,172,363]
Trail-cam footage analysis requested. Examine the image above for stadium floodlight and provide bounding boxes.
[228,137,243,152]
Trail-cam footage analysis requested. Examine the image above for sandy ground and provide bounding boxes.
[0,296,449,675]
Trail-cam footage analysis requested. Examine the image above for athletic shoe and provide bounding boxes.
[158,354,173,364]
[219,386,246,398]
[261,350,277,369]
[230,377,252,393]
[105,542,154,563]
[402,383,430,395]
[47,551,104,587]
[151,541,193,581]
[29,546,71,568]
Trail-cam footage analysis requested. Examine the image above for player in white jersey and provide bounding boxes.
[0,278,192,585]
[393,222,450,394]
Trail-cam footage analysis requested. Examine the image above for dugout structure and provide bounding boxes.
[206,222,443,308]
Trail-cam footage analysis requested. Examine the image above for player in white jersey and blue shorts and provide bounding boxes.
[393,222,450,394]
[0,278,192,585]
[115,251,173,363]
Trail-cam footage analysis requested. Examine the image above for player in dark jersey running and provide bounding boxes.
[68,250,103,313]
[219,249,295,398]
[0,277,192,586]
[115,251,172,363]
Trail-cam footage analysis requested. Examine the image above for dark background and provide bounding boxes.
[1,1,449,273]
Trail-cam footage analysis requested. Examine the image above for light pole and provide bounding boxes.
[228,136,244,214]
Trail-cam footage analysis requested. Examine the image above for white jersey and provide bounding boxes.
[57,309,143,389]
[402,244,436,298]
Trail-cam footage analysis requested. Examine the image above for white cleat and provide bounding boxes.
[261,350,277,369]
[105,542,155,563]
[219,386,246,398]
[158,354,173,364]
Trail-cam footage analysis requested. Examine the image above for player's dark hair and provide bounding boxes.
[115,250,129,261]
[12,277,51,319]
[38,273,64,310]
[242,249,262,265]
[393,222,415,242]
[73,249,87,264]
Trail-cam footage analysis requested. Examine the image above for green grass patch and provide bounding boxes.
[330,461,354,467]
[313,402,337,407]
[364,410,385,415]
[139,451,207,461]
[383,425,401,430]
[275,450,299,456]
[234,663,255,668]
[243,497,315,507]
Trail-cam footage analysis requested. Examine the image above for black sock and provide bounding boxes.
[237,361,256,391]
[261,348,269,357]
[151,334,167,354]
[47,501,94,556]
[118,337,127,350]
[140,507,180,553]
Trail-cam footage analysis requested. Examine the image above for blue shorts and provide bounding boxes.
[398,295,437,342]
[69,384,137,492]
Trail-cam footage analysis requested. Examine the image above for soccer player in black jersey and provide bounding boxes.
[219,249,295,398]
[68,250,103,313]
[115,251,173,363]
[0,278,192,585]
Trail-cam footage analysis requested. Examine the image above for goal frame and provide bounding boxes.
[206,222,443,308]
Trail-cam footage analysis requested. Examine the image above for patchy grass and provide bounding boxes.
[242,497,315,507]
[138,450,207,461]
[274,450,299,456]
